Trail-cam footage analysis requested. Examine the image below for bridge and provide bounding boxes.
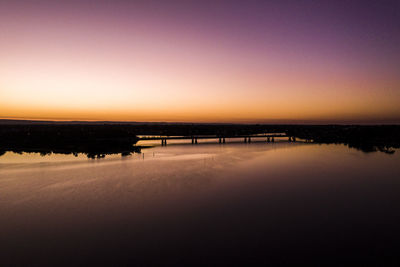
[138,133,297,146]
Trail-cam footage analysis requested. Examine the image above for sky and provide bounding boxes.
[1,0,399,123]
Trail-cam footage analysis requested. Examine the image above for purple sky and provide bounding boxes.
[1,0,399,123]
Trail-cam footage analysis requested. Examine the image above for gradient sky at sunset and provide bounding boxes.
[1,0,399,123]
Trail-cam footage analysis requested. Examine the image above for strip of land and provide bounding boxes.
[1,119,399,157]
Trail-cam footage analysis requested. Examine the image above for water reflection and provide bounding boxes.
[0,143,399,265]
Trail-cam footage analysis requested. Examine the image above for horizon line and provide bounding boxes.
[1,117,400,126]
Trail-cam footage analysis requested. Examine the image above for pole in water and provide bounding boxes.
[223,138,226,143]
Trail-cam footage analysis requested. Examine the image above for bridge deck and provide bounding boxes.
[139,133,287,140]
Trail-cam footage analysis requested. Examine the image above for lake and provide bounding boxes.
[1,141,400,266]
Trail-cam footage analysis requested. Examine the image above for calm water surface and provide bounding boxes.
[1,142,400,266]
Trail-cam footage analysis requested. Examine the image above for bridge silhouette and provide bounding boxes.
[139,133,297,146]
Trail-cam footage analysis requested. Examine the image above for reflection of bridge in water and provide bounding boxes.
[139,133,298,146]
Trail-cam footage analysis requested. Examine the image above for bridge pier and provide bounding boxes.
[271,137,275,142]
[244,137,247,143]
[223,138,225,143]
[219,138,222,144]
[267,137,270,142]
[195,138,198,144]
[192,138,194,144]
[248,137,251,143]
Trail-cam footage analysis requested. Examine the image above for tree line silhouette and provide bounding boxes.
[1,121,399,157]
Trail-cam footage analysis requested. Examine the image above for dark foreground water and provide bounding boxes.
[1,141,400,266]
